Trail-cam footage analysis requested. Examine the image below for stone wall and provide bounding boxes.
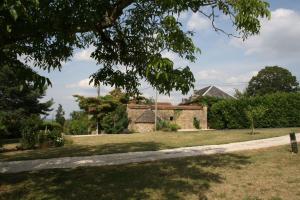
[133,123,154,133]
[127,106,147,130]
[158,108,208,130]
[127,104,208,132]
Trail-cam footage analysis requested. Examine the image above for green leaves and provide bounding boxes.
[1,0,270,95]
[9,7,18,20]
[228,0,271,39]
[246,66,299,96]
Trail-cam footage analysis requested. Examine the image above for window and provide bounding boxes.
[170,116,174,121]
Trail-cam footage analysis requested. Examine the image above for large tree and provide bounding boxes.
[246,66,299,96]
[1,0,270,94]
[0,65,53,138]
[74,89,129,133]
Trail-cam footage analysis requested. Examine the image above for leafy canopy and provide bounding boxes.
[73,89,129,133]
[246,66,299,96]
[1,0,270,94]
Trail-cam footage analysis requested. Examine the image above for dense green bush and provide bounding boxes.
[19,115,43,149]
[157,120,181,132]
[21,129,64,149]
[20,116,65,149]
[188,96,224,128]
[101,105,129,134]
[65,111,91,135]
[41,121,62,132]
[47,129,64,147]
[193,117,201,129]
[20,128,39,149]
[68,119,90,135]
[210,92,300,129]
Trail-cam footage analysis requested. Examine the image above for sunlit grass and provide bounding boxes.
[0,127,299,161]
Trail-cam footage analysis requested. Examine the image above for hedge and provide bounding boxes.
[210,92,300,129]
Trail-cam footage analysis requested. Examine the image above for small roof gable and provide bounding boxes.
[204,86,233,99]
[194,86,211,96]
[194,86,233,99]
[135,110,156,123]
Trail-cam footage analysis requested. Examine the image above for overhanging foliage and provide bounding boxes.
[1,0,270,94]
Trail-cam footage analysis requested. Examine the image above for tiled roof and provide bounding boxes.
[193,86,233,99]
[127,104,203,110]
[135,110,156,123]
[194,86,211,96]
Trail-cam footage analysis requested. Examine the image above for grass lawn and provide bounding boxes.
[0,127,299,161]
[0,144,299,200]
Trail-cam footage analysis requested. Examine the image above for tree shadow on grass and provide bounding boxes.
[0,153,251,200]
[0,142,167,161]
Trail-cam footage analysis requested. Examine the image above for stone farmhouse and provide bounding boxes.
[127,103,207,133]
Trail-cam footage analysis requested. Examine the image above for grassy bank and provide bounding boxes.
[0,127,299,161]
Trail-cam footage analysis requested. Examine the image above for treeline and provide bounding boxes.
[210,92,300,129]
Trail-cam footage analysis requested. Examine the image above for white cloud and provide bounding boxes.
[65,78,114,95]
[65,78,93,89]
[187,13,210,32]
[73,46,96,61]
[230,8,300,58]
[196,69,223,80]
[225,71,258,84]
[195,69,258,94]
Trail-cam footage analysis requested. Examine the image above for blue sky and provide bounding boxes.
[39,0,300,118]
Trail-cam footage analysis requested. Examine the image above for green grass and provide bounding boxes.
[0,144,299,200]
[0,127,299,161]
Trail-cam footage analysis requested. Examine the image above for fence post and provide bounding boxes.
[290,132,298,153]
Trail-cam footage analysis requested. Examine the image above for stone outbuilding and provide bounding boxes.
[127,103,207,133]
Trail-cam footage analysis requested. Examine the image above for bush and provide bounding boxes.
[68,119,90,135]
[65,112,91,135]
[47,129,64,147]
[20,115,43,149]
[193,117,201,129]
[20,128,39,149]
[21,129,64,150]
[101,105,129,134]
[157,120,180,132]
[210,92,300,129]
[189,96,224,127]
[40,121,62,132]
[169,123,181,131]
[0,137,4,150]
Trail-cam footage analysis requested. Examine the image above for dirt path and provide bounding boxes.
[0,133,299,174]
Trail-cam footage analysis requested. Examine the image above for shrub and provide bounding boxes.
[101,105,129,134]
[210,92,300,129]
[20,128,39,149]
[169,123,181,131]
[157,120,180,132]
[40,121,62,132]
[68,119,89,135]
[38,131,49,148]
[47,129,64,147]
[0,139,3,150]
[65,112,91,135]
[193,117,200,129]
[20,115,43,149]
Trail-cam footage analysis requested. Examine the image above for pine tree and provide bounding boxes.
[55,104,66,126]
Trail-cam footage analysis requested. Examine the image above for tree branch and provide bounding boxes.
[97,0,134,29]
